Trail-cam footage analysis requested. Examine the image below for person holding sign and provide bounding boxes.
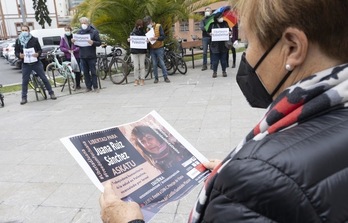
[60,25,82,89]
[14,25,57,105]
[143,16,170,84]
[72,17,101,92]
[207,15,230,78]
[129,19,148,86]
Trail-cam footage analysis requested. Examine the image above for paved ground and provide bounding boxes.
[0,53,264,223]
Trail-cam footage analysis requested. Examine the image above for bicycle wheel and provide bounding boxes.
[165,55,177,75]
[45,62,58,87]
[145,57,152,79]
[109,58,127,84]
[34,76,47,100]
[66,66,77,92]
[176,58,187,75]
[97,57,108,80]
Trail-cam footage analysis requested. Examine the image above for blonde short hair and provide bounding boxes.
[235,0,348,62]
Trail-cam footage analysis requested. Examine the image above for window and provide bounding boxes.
[180,21,189,32]
[194,22,200,31]
[43,36,61,45]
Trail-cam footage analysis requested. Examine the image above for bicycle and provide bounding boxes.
[45,47,76,94]
[28,71,47,101]
[164,42,187,75]
[97,45,127,84]
[0,84,4,107]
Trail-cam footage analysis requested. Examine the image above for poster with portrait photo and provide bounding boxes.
[60,110,209,222]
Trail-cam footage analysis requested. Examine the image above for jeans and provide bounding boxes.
[21,61,54,99]
[202,37,211,66]
[80,58,98,90]
[211,52,227,73]
[150,47,168,79]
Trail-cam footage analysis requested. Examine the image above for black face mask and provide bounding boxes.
[236,39,292,108]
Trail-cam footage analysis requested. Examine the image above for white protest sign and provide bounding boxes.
[73,34,91,47]
[130,36,147,49]
[23,48,38,63]
[211,28,230,41]
[145,28,156,45]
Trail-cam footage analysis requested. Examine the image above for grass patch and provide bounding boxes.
[1,77,65,94]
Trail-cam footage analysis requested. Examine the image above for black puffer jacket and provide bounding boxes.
[130,27,147,54]
[202,108,348,223]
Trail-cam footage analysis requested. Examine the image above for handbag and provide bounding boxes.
[70,52,80,72]
[225,39,233,49]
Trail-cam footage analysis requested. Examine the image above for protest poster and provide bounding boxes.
[211,28,230,41]
[23,48,38,63]
[145,28,156,45]
[72,34,91,47]
[130,36,148,49]
[60,110,209,222]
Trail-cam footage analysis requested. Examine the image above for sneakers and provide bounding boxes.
[50,93,57,100]
[232,63,236,68]
[154,78,159,84]
[20,98,27,105]
[222,72,227,77]
[201,65,207,71]
[76,86,81,90]
[164,77,170,83]
[212,72,217,78]
[85,88,92,93]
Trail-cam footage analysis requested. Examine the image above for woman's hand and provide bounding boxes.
[100,182,144,223]
[203,159,222,171]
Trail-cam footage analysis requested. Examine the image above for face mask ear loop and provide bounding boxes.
[270,70,293,97]
[253,38,281,71]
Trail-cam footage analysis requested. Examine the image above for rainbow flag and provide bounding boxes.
[223,10,238,28]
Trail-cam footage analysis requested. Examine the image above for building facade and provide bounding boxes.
[0,0,60,39]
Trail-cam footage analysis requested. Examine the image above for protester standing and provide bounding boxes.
[15,25,57,105]
[60,25,81,89]
[129,19,147,86]
[199,7,212,71]
[72,17,101,92]
[143,16,170,84]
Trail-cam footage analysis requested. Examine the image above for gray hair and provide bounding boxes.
[79,17,90,24]
[143,16,152,24]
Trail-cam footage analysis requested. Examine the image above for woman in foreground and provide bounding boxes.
[100,0,348,222]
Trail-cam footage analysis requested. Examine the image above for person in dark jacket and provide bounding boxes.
[60,25,81,89]
[72,17,101,92]
[99,1,348,222]
[129,19,147,86]
[199,7,212,71]
[207,14,230,78]
[15,25,57,105]
[226,23,238,68]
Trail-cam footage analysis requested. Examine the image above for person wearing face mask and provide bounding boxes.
[72,17,101,92]
[143,16,170,84]
[99,0,348,222]
[207,14,230,78]
[199,7,212,71]
[128,19,147,86]
[14,25,57,105]
[60,25,81,89]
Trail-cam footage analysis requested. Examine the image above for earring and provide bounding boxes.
[285,64,293,71]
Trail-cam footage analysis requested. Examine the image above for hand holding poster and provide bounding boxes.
[23,48,38,63]
[73,34,91,47]
[211,28,230,41]
[60,111,209,222]
[130,36,148,49]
